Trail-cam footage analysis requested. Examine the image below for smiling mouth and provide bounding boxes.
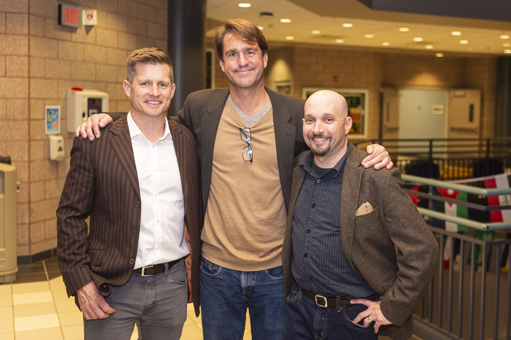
[146,101,161,105]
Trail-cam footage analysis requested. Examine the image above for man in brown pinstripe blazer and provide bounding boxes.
[57,48,201,340]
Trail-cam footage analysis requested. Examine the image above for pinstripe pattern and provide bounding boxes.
[283,144,439,340]
[57,115,202,315]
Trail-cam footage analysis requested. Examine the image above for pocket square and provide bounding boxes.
[356,202,373,216]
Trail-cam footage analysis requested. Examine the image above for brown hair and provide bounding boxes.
[215,19,268,61]
[126,47,174,83]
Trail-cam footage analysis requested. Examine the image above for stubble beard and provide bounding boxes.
[307,134,331,157]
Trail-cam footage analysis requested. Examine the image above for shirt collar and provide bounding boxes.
[299,143,350,178]
[127,111,171,143]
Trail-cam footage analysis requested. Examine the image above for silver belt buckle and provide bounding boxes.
[140,265,153,277]
[315,294,327,308]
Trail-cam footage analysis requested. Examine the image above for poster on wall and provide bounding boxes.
[302,88,368,138]
[45,106,61,134]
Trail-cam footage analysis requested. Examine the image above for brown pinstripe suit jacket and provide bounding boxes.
[57,115,202,315]
[283,144,439,340]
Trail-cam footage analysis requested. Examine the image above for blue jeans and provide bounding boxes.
[283,282,380,340]
[200,257,286,340]
[84,260,188,340]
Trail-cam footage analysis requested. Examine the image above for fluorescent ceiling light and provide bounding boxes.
[413,37,423,42]
[257,26,264,31]
[280,18,291,23]
[501,35,510,39]
[365,34,374,38]
[436,53,444,57]
[312,30,321,34]
[335,39,344,43]
[399,27,409,32]
[285,36,294,40]
[238,3,251,8]
[382,42,390,46]
[425,45,433,49]
[460,40,469,44]
[342,23,353,28]
[451,31,462,36]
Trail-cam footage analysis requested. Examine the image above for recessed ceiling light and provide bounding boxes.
[503,43,511,47]
[451,31,462,36]
[335,39,344,43]
[365,34,374,38]
[257,26,264,31]
[425,45,433,49]
[460,40,469,44]
[399,27,409,32]
[312,30,321,35]
[382,42,390,46]
[238,3,251,8]
[285,36,294,40]
[342,23,353,28]
[505,49,511,54]
[413,37,423,42]
[501,35,510,39]
[436,53,444,57]
[280,18,291,23]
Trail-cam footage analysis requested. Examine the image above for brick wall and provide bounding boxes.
[0,0,167,258]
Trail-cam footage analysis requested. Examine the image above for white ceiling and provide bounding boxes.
[206,0,511,57]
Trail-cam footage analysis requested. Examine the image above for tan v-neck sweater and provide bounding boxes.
[201,100,287,271]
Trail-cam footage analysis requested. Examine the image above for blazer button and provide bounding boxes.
[129,259,135,264]
[136,202,141,208]
[133,230,138,236]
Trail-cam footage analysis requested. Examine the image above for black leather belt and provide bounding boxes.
[301,288,353,308]
[133,259,180,277]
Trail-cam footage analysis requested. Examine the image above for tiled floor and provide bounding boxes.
[0,257,253,340]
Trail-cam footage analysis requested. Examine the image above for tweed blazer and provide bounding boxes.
[57,115,202,316]
[282,144,439,340]
[176,87,307,213]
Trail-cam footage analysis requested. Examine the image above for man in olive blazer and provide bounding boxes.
[282,90,438,340]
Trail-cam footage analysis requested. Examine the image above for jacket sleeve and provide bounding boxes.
[56,136,95,297]
[379,169,439,326]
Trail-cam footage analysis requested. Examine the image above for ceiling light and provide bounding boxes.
[257,26,264,31]
[436,53,444,57]
[342,23,353,28]
[259,12,273,19]
[413,37,423,42]
[280,18,291,23]
[312,30,321,34]
[501,35,510,39]
[425,45,433,49]
[382,42,390,46]
[451,31,462,36]
[285,36,294,40]
[505,49,511,54]
[399,27,409,32]
[365,34,374,38]
[503,43,511,47]
[460,40,469,44]
[238,3,251,8]
[335,39,344,43]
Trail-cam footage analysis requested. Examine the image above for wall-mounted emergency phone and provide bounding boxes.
[67,88,109,133]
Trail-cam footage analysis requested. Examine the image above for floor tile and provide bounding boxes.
[55,299,80,313]
[0,294,12,307]
[182,323,203,340]
[14,301,56,318]
[13,291,53,305]
[0,284,12,295]
[0,305,13,319]
[52,289,70,301]
[14,313,60,332]
[0,317,14,333]
[16,327,64,340]
[12,281,50,294]
[61,324,83,340]
[1,333,14,340]
[58,310,83,327]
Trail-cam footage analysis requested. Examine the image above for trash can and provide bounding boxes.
[0,163,18,283]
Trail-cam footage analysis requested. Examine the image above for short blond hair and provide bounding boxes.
[126,47,174,83]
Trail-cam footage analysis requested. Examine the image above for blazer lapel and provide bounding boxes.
[168,120,187,192]
[109,116,140,199]
[268,88,297,208]
[339,144,365,265]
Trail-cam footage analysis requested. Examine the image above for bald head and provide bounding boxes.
[302,90,353,167]
[305,90,348,119]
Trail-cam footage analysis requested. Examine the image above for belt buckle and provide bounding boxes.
[315,294,327,308]
[140,265,153,277]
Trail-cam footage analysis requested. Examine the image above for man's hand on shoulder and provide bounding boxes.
[350,299,392,333]
[75,113,113,141]
[76,281,115,320]
[361,144,394,170]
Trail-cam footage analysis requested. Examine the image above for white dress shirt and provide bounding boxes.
[127,112,189,269]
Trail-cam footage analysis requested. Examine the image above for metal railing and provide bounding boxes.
[401,174,511,340]
[354,138,511,180]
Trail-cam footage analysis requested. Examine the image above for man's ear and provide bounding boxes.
[219,58,225,73]
[122,80,131,97]
[345,116,353,135]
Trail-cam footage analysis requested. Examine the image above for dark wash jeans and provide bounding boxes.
[199,256,286,340]
[283,281,380,340]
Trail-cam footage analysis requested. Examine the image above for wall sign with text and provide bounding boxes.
[58,3,82,28]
